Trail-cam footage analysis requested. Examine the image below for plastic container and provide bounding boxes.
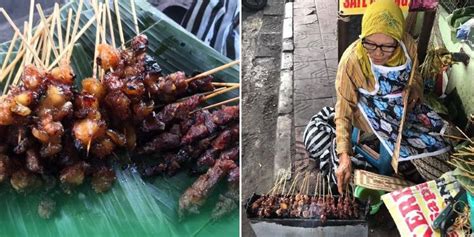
[354,186,385,215]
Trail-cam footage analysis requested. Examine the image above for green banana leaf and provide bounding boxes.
[0,1,240,236]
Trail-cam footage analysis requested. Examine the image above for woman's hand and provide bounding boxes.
[335,152,352,194]
[404,87,420,112]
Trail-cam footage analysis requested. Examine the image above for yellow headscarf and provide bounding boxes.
[356,0,407,78]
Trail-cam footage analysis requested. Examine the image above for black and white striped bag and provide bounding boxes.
[303,107,375,187]
[303,107,335,161]
[181,0,240,60]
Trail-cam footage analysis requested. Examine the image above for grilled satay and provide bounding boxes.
[193,124,239,173]
[178,158,237,217]
[181,105,239,145]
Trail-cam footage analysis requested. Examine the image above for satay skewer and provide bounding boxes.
[64,9,73,58]
[54,4,63,53]
[186,60,239,83]
[113,0,125,49]
[36,5,60,60]
[130,0,139,35]
[211,82,239,87]
[105,0,116,48]
[0,9,46,69]
[47,13,97,70]
[191,97,239,113]
[68,0,83,61]
[0,31,19,81]
[203,84,239,101]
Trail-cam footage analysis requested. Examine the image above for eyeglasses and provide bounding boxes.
[362,39,398,53]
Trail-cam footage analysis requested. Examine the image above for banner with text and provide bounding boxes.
[339,0,411,16]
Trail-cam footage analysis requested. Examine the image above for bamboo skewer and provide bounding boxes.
[105,0,116,48]
[27,0,35,63]
[186,60,239,83]
[92,2,103,79]
[36,5,60,60]
[0,31,19,81]
[11,22,30,87]
[68,0,83,61]
[0,9,46,69]
[64,8,73,58]
[391,57,418,173]
[197,97,239,111]
[54,4,63,53]
[203,84,239,101]
[48,14,97,70]
[101,3,107,44]
[130,0,139,35]
[456,126,473,144]
[211,82,239,87]
[113,0,125,49]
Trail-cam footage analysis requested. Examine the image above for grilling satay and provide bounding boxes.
[181,105,239,145]
[178,158,237,217]
[193,124,239,173]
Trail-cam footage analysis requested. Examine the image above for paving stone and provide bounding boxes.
[274,115,293,174]
[321,33,338,47]
[315,0,338,13]
[318,17,337,34]
[294,33,322,48]
[294,46,326,62]
[294,1,316,9]
[282,38,294,52]
[294,97,336,126]
[294,78,336,101]
[282,18,293,39]
[326,58,339,80]
[294,14,318,25]
[278,70,294,114]
[294,7,316,17]
[281,52,293,70]
[324,46,338,59]
[284,2,293,19]
[293,60,327,79]
[295,126,306,144]
[294,23,320,35]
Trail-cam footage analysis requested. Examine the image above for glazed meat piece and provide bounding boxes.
[96,44,120,71]
[187,75,215,94]
[91,167,116,193]
[212,105,239,125]
[136,132,181,155]
[181,110,216,145]
[156,95,202,124]
[104,90,131,121]
[10,169,42,193]
[179,158,237,217]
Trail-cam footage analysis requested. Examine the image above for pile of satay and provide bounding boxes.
[0,0,239,219]
[248,172,363,223]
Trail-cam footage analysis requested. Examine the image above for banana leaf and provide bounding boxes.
[0,1,240,236]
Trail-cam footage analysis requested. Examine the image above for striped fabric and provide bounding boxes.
[303,106,335,160]
[303,107,376,187]
[181,0,240,59]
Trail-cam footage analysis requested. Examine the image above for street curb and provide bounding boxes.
[274,1,294,176]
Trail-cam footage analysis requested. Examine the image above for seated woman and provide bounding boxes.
[333,0,451,194]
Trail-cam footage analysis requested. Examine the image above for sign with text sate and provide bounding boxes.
[339,0,411,16]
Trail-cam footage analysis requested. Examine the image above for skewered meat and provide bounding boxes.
[59,162,89,187]
[136,132,181,155]
[91,167,116,193]
[181,110,216,145]
[96,44,120,71]
[11,169,42,193]
[179,158,237,217]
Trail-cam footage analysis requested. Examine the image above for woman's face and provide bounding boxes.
[362,33,398,65]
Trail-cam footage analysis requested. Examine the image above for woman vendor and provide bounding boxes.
[333,0,451,194]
